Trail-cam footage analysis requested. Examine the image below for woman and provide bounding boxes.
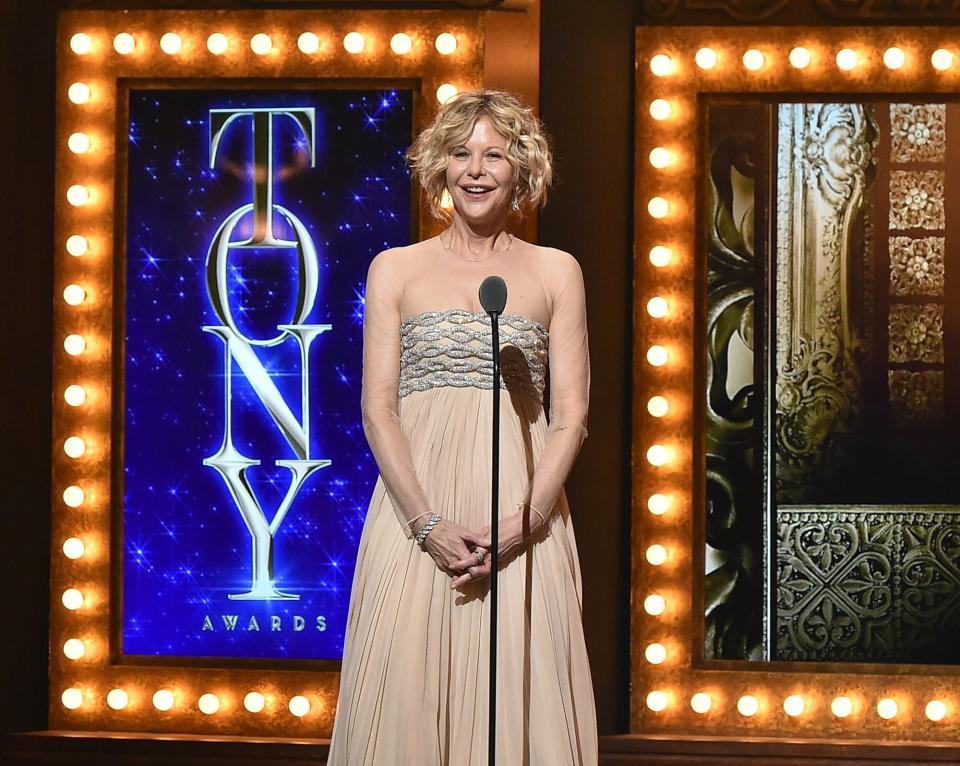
[327,90,597,765]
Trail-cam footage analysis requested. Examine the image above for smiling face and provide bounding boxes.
[445,116,515,227]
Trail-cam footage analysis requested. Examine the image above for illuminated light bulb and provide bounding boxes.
[63,284,86,305]
[343,32,366,54]
[695,47,717,69]
[789,47,812,69]
[113,33,135,55]
[645,544,668,566]
[198,693,220,715]
[877,698,898,720]
[70,33,92,55]
[61,588,84,610]
[831,696,853,718]
[650,53,674,76]
[440,189,454,210]
[737,695,759,717]
[63,537,85,559]
[647,196,669,218]
[435,32,458,55]
[783,695,805,717]
[647,296,669,318]
[643,594,666,615]
[649,147,671,168]
[107,689,129,710]
[153,689,174,711]
[289,695,311,717]
[647,396,669,417]
[647,345,668,366]
[207,33,229,55]
[250,33,272,56]
[64,385,87,407]
[64,436,86,458]
[68,133,91,154]
[159,33,182,55]
[648,493,671,515]
[742,49,765,71]
[436,83,458,104]
[64,334,86,356]
[63,638,86,660]
[646,444,670,466]
[646,690,668,712]
[390,33,412,55]
[836,48,858,71]
[244,691,265,713]
[66,235,89,256]
[298,32,320,54]
[649,99,672,120]
[61,688,84,709]
[691,692,713,714]
[68,82,90,105]
[63,485,85,508]
[66,185,89,207]
[932,48,954,70]
[644,643,667,664]
[649,245,672,267]
[926,700,947,722]
[883,47,905,69]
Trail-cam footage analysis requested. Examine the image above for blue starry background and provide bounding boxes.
[123,89,412,660]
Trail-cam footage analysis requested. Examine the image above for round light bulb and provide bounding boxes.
[63,537,85,559]
[647,396,669,417]
[61,688,84,709]
[836,48,858,70]
[159,33,182,55]
[66,235,89,256]
[737,695,759,717]
[289,695,311,717]
[742,49,765,71]
[113,33,135,55]
[645,544,668,566]
[390,33,412,55]
[436,83,458,104]
[883,47,905,69]
[107,689,129,710]
[645,643,667,664]
[926,700,947,722]
[66,185,89,207]
[831,696,853,718]
[68,133,91,154]
[63,638,86,660]
[343,32,365,54]
[153,689,174,711]
[244,691,265,713]
[64,436,86,458]
[435,33,458,55]
[647,197,669,218]
[198,693,220,715]
[63,485,85,508]
[648,147,671,168]
[643,594,666,615]
[783,695,805,717]
[63,284,86,305]
[64,334,86,356]
[646,345,668,366]
[70,34,92,55]
[695,47,717,69]
[691,692,713,714]
[647,296,669,318]
[649,99,672,120]
[207,33,228,55]
[646,690,668,712]
[648,493,671,515]
[932,49,954,70]
[64,385,87,407]
[650,53,674,76]
[649,245,672,267]
[61,588,84,610]
[297,32,319,54]
[250,33,272,56]
[646,444,670,466]
[877,698,898,720]
[68,82,91,105]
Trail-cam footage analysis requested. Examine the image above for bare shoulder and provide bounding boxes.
[513,239,582,275]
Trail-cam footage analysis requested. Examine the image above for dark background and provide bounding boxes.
[0,0,638,736]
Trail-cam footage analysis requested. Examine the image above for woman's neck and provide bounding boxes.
[442,214,512,262]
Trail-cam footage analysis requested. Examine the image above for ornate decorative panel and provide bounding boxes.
[889,236,944,296]
[890,103,946,164]
[889,170,945,230]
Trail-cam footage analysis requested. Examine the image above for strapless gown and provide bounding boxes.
[327,308,598,766]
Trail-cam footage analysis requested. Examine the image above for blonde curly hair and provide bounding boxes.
[406,89,553,220]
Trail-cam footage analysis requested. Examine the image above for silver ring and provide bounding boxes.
[475,549,485,564]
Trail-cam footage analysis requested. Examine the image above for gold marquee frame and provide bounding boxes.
[51,8,482,737]
[634,25,960,743]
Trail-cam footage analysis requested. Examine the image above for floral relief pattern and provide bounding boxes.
[888,370,944,429]
[889,170,945,230]
[888,303,944,364]
[889,236,945,296]
[890,103,946,163]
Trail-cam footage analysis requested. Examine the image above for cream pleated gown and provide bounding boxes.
[327,247,597,766]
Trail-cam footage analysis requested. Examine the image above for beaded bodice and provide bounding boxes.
[399,309,549,403]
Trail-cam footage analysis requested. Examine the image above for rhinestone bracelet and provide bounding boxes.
[415,513,442,546]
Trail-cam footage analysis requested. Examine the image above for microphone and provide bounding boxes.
[479,275,508,315]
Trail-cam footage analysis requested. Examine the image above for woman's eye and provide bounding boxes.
[486,153,503,161]
[453,151,469,159]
